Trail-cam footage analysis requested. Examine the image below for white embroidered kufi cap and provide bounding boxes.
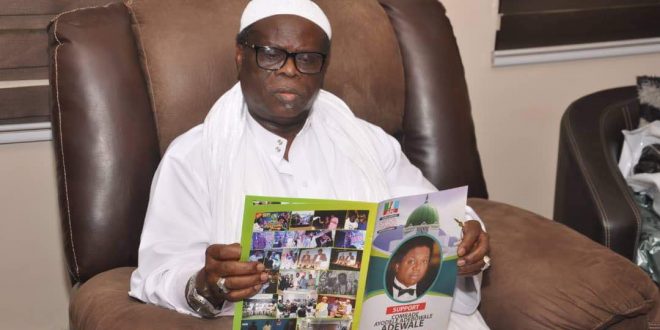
[239,0,332,40]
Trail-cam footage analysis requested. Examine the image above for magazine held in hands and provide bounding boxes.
[234,187,468,330]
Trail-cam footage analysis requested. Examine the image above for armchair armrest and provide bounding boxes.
[70,267,233,329]
[553,86,642,260]
[471,198,658,329]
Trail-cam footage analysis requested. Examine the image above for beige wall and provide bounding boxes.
[2,1,660,328]
[0,141,69,330]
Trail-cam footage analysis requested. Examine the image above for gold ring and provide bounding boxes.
[216,277,230,294]
[481,255,491,271]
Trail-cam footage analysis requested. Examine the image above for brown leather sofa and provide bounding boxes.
[49,1,659,329]
[554,87,641,260]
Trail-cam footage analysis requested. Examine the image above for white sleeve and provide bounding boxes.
[367,123,485,315]
[129,129,212,316]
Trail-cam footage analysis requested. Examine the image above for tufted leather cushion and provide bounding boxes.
[127,0,405,153]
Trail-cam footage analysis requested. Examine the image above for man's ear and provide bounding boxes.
[235,44,244,76]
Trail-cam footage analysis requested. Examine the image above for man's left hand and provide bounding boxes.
[457,220,490,276]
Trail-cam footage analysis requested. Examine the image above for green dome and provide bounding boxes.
[405,197,439,227]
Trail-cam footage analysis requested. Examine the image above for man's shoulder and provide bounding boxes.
[354,117,392,140]
[162,125,204,162]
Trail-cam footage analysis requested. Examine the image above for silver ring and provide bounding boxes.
[216,277,230,294]
[481,255,491,272]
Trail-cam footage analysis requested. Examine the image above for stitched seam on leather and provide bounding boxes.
[53,16,80,281]
[126,1,162,149]
[50,3,112,22]
[602,104,643,250]
[565,108,610,247]
[594,298,655,329]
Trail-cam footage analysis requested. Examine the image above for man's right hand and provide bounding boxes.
[196,243,268,306]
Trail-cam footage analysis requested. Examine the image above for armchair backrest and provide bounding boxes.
[554,87,641,259]
[50,0,487,284]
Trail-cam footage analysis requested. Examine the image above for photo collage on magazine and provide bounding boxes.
[244,209,369,327]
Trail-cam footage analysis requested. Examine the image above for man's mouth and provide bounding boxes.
[276,92,298,102]
[272,88,300,103]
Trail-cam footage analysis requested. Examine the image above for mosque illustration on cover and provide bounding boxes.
[372,194,461,257]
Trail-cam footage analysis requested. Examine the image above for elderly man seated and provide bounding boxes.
[129,0,490,328]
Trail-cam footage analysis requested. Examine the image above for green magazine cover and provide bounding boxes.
[233,187,467,330]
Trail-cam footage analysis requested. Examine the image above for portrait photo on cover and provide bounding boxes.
[385,235,442,303]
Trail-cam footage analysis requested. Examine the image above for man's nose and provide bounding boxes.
[278,55,299,77]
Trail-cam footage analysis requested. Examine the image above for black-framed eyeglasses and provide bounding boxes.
[243,43,327,74]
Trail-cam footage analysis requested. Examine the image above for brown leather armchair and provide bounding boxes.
[554,87,641,260]
[49,1,659,329]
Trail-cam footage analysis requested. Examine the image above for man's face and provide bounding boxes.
[394,246,431,287]
[236,15,329,128]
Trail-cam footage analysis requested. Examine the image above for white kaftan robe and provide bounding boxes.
[129,113,488,329]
